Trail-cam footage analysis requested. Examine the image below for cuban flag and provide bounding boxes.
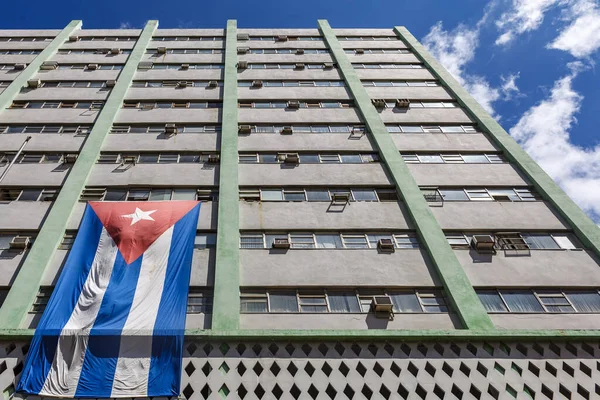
[17,201,201,398]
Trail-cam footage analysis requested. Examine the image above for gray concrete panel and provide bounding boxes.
[238,108,362,124]
[365,86,453,100]
[0,202,51,230]
[379,108,474,124]
[490,313,600,330]
[127,87,222,101]
[0,163,70,186]
[115,108,220,124]
[16,87,110,101]
[240,201,411,230]
[88,164,219,186]
[0,133,85,152]
[238,133,374,152]
[407,164,529,187]
[102,132,219,152]
[1,109,100,124]
[392,133,498,152]
[238,87,350,101]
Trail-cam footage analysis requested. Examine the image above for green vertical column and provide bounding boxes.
[0,20,159,329]
[395,27,600,257]
[211,20,240,331]
[318,20,493,330]
[0,20,82,110]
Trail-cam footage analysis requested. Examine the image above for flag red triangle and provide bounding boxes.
[89,201,199,264]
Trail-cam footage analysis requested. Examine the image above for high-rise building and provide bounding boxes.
[0,19,600,399]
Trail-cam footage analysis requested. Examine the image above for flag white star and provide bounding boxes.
[122,208,157,226]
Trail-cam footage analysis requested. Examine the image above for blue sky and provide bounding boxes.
[1,0,599,222]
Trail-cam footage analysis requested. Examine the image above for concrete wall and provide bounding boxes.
[379,108,474,124]
[240,249,438,287]
[239,164,392,186]
[238,108,361,124]
[407,164,529,187]
[115,108,220,124]
[240,201,411,230]
[240,313,460,330]
[0,202,51,230]
[16,87,110,101]
[0,132,86,152]
[87,163,219,186]
[126,87,222,101]
[0,163,70,186]
[431,201,568,231]
[238,133,375,152]
[102,132,219,152]
[490,314,600,330]
[1,109,100,124]
[392,133,498,152]
[458,249,600,287]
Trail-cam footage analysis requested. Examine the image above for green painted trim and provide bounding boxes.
[0,21,159,329]
[318,20,493,330]
[395,27,600,256]
[0,20,82,111]
[3,328,600,341]
[211,20,240,331]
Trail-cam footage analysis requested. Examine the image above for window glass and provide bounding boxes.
[138,154,159,163]
[261,189,283,201]
[552,234,577,249]
[342,235,369,248]
[376,189,398,201]
[440,126,465,133]
[240,234,264,249]
[18,189,41,201]
[240,295,268,313]
[172,189,197,200]
[401,126,424,133]
[148,189,171,201]
[0,236,12,250]
[306,190,330,202]
[269,292,298,312]
[487,189,520,201]
[501,291,544,312]
[394,235,419,248]
[283,191,305,201]
[239,155,257,163]
[419,294,448,312]
[465,190,492,201]
[105,189,127,201]
[127,190,150,201]
[522,234,560,250]
[194,233,217,249]
[418,155,443,163]
[290,234,315,249]
[328,292,360,312]
[477,291,508,312]
[567,291,600,312]
[352,189,377,201]
[440,189,469,201]
[537,292,574,312]
[158,153,179,163]
[340,154,362,164]
[299,154,320,163]
[461,154,490,163]
[299,295,328,312]
[179,155,201,163]
[259,154,279,163]
[389,292,421,312]
[315,234,343,249]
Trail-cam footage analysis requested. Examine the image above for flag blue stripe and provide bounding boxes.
[148,204,200,396]
[17,205,104,394]
[74,251,143,398]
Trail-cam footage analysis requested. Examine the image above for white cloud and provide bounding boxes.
[509,64,600,222]
[500,72,522,100]
[548,0,600,57]
[119,22,133,29]
[495,0,562,45]
[422,21,502,116]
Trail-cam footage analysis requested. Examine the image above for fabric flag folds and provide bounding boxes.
[17,201,201,398]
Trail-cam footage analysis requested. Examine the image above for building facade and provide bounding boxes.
[0,20,600,399]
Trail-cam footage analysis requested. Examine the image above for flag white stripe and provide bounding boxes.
[110,226,174,397]
[39,228,119,397]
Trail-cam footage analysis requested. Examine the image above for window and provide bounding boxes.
[479,289,600,314]
[187,289,213,314]
[269,291,299,312]
[501,291,545,312]
[290,234,315,249]
[240,232,418,249]
[240,292,268,313]
[123,101,222,109]
[298,294,328,312]
[402,153,505,164]
[389,292,422,312]
[194,233,217,249]
[342,234,369,249]
[567,291,600,312]
[240,234,264,249]
[328,292,361,312]
[315,234,343,249]
[352,63,424,69]
[477,291,508,312]
[239,153,378,164]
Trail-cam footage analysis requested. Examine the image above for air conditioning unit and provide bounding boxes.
[287,100,300,109]
[14,63,26,70]
[106,80,117,87]
[138,61,153,70]
[121,155,137,165]
[280,126,293,135]
[272,238,291,249]
[283,153,300,164]
[371,296,394,317]
[156,46,167,54]
[27,79,41,89]
[237,33,250,41]
[294,63,305,70]
[165,124,178,134]
[207,154,220,163]
[176,81,188,88]
[355,49,365,54]
[471,235,496,252]
[64,154,78,163]
[237,61,248,70]
[296,49,305,55]
[9,236,31,250]
[87,63,99,70]
[251,80,263,88]
[276,35,288,42]
[323,62,334,69]
[395,98,410,108]
[180,63,190,70]
[40,61,58,70]
[237,47,249,54]
[207,80,218,88]
[371,98,387,108]
[238,125,253,134]
[110,48,121,55]
[377,238,395,253]
[68,35,79,42]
